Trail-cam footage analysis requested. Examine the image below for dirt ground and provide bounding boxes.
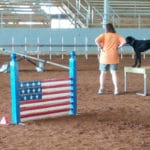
[0,54,150,150]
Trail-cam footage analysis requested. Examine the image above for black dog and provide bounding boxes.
[126,36,150,67]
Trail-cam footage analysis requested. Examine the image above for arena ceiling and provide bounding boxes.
[0,0,150,28]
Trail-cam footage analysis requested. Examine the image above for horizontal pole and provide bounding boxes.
[15,51,45,63]
[2,49,69,70]
[46,60,69,70]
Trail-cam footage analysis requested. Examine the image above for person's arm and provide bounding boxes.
[95,34,104,49]
[95,41,102,49]
[96,42,104,63]
[118,36,126,48]
[118,42,126,48]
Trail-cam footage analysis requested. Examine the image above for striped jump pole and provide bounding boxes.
[10,51,77,125]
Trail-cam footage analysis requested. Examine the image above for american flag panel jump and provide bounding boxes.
[10,51,77,125]
[19,78,73,122]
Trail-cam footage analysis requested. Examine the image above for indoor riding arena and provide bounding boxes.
[0,0,150,150]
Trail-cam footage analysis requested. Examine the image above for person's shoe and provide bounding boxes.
[98,89,104,95]
[114,89,119,95]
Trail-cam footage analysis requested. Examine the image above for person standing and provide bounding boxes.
[95,23,126,95]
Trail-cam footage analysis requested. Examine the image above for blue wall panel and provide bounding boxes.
[0,28,149,54]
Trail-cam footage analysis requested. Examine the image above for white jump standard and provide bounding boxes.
[124,66,150,96]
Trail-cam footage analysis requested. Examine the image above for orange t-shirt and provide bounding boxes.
[95,32,126,64]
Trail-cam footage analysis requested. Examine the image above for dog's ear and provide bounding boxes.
[126,36,131,43]
[126,36,133,40]
[126,36,135,45]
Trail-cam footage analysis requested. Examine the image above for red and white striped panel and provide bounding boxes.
[20,78,73,122]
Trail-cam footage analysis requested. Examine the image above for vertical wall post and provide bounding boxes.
[103,0,109,28]
[10,53,20,124]
[69,51,77,115]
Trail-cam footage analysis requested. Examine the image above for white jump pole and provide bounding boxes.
[49,36,52,60]
[12,37,14,52]
[74,37,76,52]
[37,37,40,59]
[143,38,146,59]
[97,46,102,60]
[85,36,88,59]
[61,36,64,60]
[120,47,123,59]
[2,49,69,70]
[24,37,27,54]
